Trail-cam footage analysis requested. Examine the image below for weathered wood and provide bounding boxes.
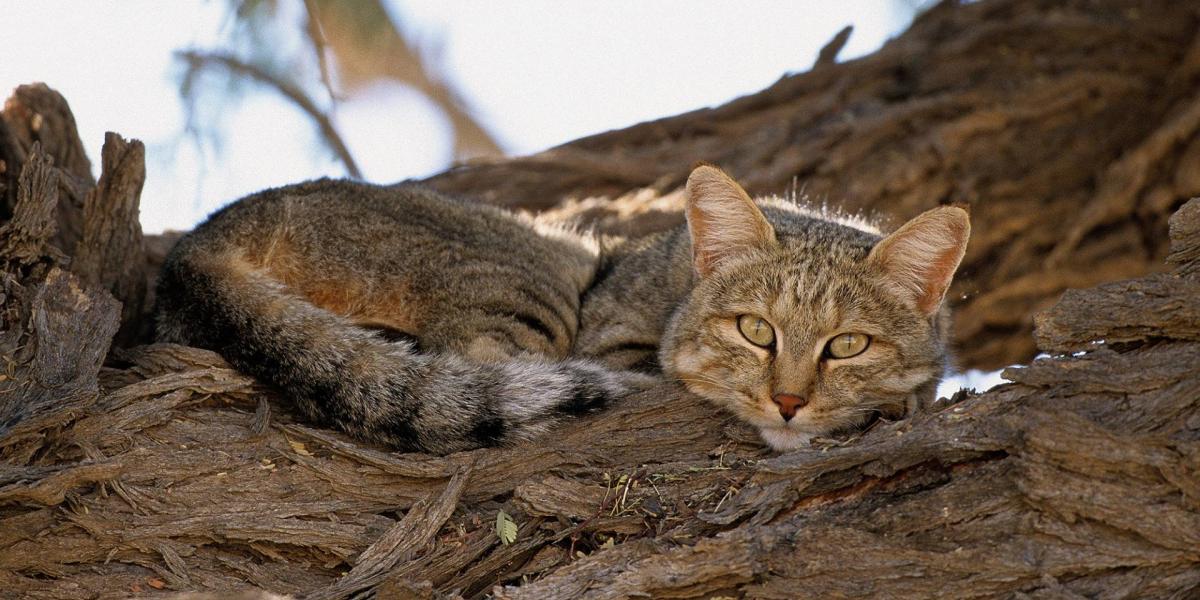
[1168,195,1200,278]
[72,132,147,345]
[1035,198,1200,352]
[2,1,1200,598]
[0,83,95,255]
[307,470,469,600]
[1032,272,1200,352]
[0,147,119,435]
[0,145,60,268]
[0,265,120,441]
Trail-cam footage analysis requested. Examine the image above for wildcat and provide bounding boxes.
[156,165,969,454]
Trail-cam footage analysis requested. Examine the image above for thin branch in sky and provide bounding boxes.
[176,49,363,179]
[309,0,504,160]
[301,0,341,104]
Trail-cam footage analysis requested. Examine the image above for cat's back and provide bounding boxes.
[161,179,601,359]
[179,179,588,268]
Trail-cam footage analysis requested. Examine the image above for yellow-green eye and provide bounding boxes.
[737,315,775,348]
[825,332,870,359]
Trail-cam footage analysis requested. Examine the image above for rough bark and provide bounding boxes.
[1,205,1196,597]
[0,83,95,255]
[0,147,119,433]
[1,0,1199,598]
[72,132,147,346]
[0,87,149,347]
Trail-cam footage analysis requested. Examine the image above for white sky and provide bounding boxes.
[1,0,918,234]
[1,1,1007,392]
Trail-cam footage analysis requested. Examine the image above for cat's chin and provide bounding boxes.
[757,427,814,451]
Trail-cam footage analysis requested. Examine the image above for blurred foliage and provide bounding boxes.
[176,0,502,180]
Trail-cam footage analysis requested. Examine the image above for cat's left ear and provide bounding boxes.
[685,165,776,277]
[868,206,970,316]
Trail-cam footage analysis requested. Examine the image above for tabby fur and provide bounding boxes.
[156,166,969,453]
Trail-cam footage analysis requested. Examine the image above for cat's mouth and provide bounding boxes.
[758,408,886,450]
[757,425,814,450]
[758,399,880,433]
[681,379,865,436]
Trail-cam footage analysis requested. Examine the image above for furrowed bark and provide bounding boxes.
[2,1,1199,598]
[72,132,147,345]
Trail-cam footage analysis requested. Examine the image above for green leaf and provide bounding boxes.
[495,510,518,546]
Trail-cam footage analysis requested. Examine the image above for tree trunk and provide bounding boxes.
[1,1,1198,598]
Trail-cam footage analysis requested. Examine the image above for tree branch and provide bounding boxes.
[175,50,362,179]
[814,25,853,67]
[302,0,342,104]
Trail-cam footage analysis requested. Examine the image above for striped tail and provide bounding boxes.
[154,248,640,455]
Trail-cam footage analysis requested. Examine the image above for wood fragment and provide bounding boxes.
[1032,273,1200,352]
[814,25,853,67]
[307,469,469,600]
[1167,197,1200,278]
[512,476,609,520]
[72,132,147,345]
[0,144,60,267]
[0,83,95,253]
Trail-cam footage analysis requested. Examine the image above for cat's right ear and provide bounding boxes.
[685,165,776,277]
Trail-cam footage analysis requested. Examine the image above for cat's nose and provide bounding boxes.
[772,393,808,421]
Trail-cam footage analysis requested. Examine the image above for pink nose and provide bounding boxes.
[772,393,808,421]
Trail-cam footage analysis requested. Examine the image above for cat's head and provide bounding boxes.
[661,165,970,451]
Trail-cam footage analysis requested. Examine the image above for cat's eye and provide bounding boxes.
[825,332,870,359]
[737,315,775,348]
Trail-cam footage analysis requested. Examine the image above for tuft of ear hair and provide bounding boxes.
[868,206,971,316]
[684,165,776,277]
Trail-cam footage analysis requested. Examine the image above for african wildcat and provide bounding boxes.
[156,166,969,454]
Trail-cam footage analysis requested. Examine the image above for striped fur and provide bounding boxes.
[156,168,968,454]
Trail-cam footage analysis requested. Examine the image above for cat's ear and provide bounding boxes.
[685,165,776,277]
[868,206,970,316]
